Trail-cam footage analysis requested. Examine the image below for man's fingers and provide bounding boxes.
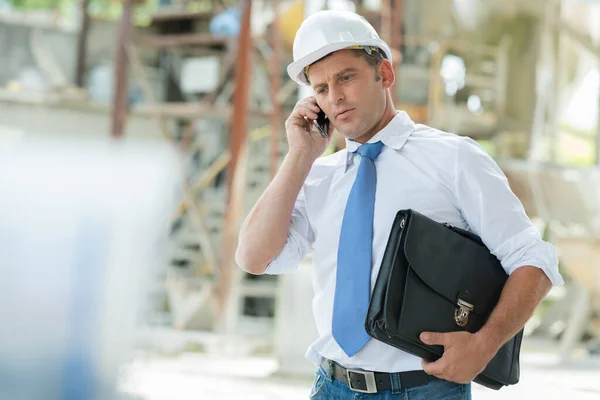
[420,332,446,346]
[307,103,321,113]
[297,97,321,111]
[421,358,445,378]
[294,106,319,121]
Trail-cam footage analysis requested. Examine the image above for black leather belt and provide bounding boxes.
[321,358,438,394]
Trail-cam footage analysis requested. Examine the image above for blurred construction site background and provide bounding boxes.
[1,0,600,399]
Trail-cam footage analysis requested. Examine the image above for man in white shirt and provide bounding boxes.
[235,10,562,400]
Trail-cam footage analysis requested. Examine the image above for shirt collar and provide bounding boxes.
[344,110,415,164]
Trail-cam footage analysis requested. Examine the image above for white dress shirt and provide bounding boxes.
[264,111,563,373]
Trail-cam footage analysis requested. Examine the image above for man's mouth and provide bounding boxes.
[336,108,355,118]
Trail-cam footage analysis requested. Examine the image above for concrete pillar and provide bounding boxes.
[273,258,319,377]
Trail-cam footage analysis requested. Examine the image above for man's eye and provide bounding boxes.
[342,75,353,81]
[317,88,327,94]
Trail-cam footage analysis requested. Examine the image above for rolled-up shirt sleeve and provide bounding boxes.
[454,137,564,286]
[263,187,315,275]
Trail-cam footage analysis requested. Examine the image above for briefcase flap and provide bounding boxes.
[402,211,509,320]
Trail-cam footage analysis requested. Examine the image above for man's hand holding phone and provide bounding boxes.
[312,110,329,138]
[285,96,334,163]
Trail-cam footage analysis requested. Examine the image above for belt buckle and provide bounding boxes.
[346,369,377,394]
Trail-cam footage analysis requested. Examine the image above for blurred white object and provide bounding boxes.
[180,57,221,94]
[87,64,113,103]
[0,138,181,400]
[18,67,49,92]
[327,0,356,11]
[440,54,466,96]
[86,64,166,104]
[362,0,381,11]
[0,126,25,152]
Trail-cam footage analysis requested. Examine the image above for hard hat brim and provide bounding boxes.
[287,39,393,86]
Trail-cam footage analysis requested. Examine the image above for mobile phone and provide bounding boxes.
[312,110,329,138]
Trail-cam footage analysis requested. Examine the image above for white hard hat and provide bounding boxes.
[287,10,392,86]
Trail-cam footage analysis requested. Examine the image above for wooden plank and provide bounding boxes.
[132,103,271,119]
[136,33,231,48]
[171,151,232,222]
[149,10,215,23]
[193,152,231,193]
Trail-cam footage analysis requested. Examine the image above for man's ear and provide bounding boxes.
[379,60,395,89]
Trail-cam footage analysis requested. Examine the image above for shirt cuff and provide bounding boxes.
[263,252,300,275]
[492,227,565,286]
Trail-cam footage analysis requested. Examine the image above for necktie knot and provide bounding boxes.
[355,141,384,160]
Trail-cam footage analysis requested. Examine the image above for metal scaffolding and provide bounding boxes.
[107,0,284,331]
[104,0,514,334]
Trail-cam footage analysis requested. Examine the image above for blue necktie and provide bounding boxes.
[333,141,384,357]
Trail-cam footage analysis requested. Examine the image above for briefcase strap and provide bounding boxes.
[321,358,438,394]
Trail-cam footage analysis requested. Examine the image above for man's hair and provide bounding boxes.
[353,48,384,81]
[305,48,386,84]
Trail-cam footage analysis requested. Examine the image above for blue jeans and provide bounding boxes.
[309,364,472,400]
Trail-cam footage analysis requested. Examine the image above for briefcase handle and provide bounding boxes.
[443,223,485,247]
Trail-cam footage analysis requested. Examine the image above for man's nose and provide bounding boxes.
[328,85,344,104]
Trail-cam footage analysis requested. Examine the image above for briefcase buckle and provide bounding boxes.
[346,369,377,394]
[455,299,474,327]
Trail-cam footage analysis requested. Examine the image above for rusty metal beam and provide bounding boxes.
[381,0,393,48]
[217,0,253,320]
[225,0,252,201]
[270,0,282,178]
[110,0,135,138]
[74,0,90,87]
[391,0,403,104]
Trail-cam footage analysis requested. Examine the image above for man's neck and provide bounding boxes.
[353,105,397,144]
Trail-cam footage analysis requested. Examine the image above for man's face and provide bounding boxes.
[308,49,387,141]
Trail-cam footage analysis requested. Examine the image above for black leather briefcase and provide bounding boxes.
[365,209,523,390]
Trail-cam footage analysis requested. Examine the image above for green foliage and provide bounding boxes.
[6,0,160,26]
[476,139,498,158]
[7,0,67,10]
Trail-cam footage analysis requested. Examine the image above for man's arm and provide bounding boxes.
[235,151,314,274]
[477,265,551,350]
[420,266,551,383]
[420,137,561,383]
[235,96,332,274]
